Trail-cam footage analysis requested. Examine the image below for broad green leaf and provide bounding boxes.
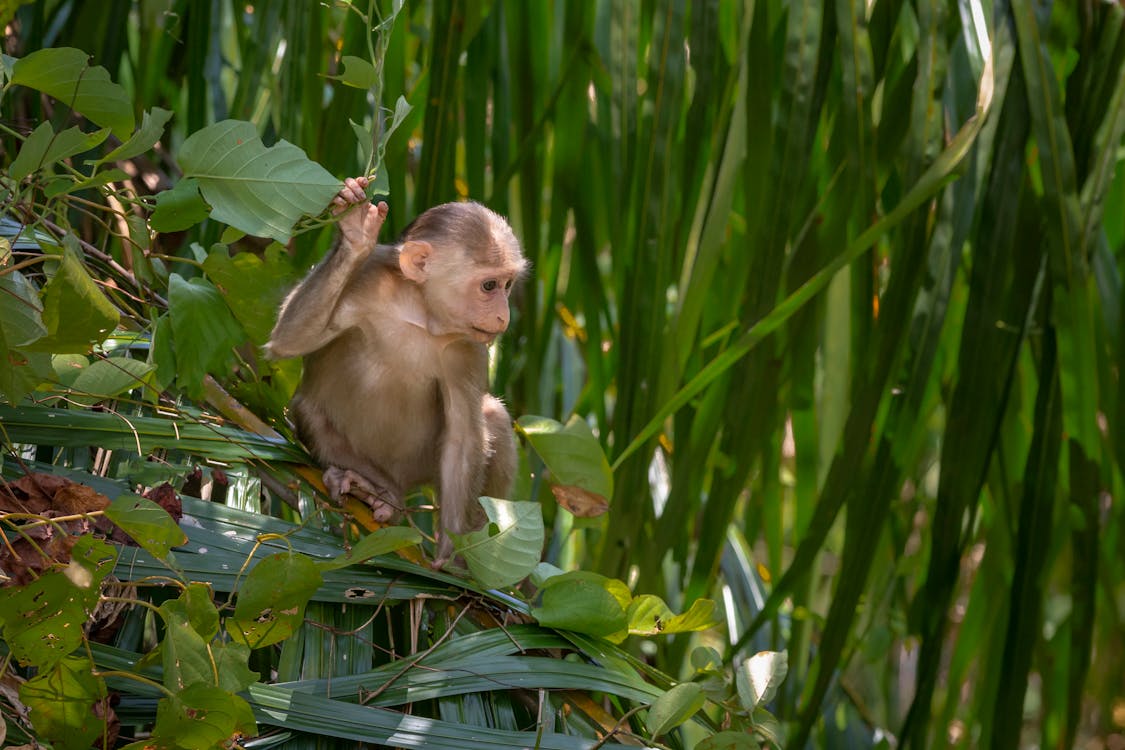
[9,121,109,180]
[0,269,47,347]
[51,353,88,387]
[166,273,246,397]
[104,493,187,559]
[531,571,630,640]
[26,243,119,353]
[18,655,107,750]
[181,582,220,639]
[152,684,257,750]
[202,243,301,345]
[150,177,212,232]
[627,595,721,636]
[95,106,173,164]
[0,537,115,668]
[516,415,613,500]
[159,597,217,690]
[2,570,92,667]
[10,47,133,138]
[0,324,51,403]
[66,356,153,405]
[177,120,340,244]
[318,526,423,572]
[530,561,566,586]
[330,55,378,89]
[454,498,544,589]
[690,646,724,673]
[230,552,323,649]
[647,682,707,736]
[212,641,260,693]
[695,731,761,750]
[735,651,788,710]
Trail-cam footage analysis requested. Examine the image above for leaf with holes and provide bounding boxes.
[104,493,187,559]
[19,655,108,750]
[229,552,323,649]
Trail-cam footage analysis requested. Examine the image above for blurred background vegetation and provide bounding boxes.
[2,0,1124,748]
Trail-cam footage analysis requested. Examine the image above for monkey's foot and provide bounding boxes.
[322,467,401,523]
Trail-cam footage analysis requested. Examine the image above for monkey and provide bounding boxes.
[266,176,527,566]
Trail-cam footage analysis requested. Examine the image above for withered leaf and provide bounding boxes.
[550,484,610,518]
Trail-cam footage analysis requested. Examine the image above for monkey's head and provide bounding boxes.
[396,202,527,343]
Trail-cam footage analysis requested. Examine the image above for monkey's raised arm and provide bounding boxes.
[265,179,389,358]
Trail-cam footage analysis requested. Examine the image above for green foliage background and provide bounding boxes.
[1,0,1124,748]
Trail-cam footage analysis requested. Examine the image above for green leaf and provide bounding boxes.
[10,47,134,138]
[151,178,212,232]
[104,493,187,559]
[2,571,92,667]
[530,571,630,640]
[24,243,120,353]
[0,269,48,347]
[212,641,260,693]
[177,120,341,243]
[516,415,613,500]
[735,651,788,710]
[9,121,110,181]
[318,526,423,572]
[95,106,173,164]
[166,273,246,397]
[230,552,323,649]
[330,55,378,89]
[152,684,257,750]
[159,597,218,691]
[66,356,153,405]
[43,168,130,198]
[202,243,301,345]
[181,582,220,639]
[648,682,707,736]
[351,118,374,169]
[18,655,107,750]
[627,594,721,636]
[454,498,544,589]
[51,353,88,387]
[695,731,761,750]
[0,536,117,669]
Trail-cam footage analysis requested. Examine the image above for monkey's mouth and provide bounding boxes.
[472,327,503,342]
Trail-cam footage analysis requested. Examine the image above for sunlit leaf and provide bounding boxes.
[453,498,544,588]
[66,356,153,405]
[735,651,788,710]
[24,243,120,354]
[318,526,423,572]
[104,494,187,559]
[516,415,613,501]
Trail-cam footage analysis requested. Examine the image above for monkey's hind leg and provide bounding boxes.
[322,466,403,523]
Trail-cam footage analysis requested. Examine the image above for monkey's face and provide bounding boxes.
[422,261,519,343]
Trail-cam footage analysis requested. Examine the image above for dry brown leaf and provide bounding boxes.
[550,484,610,518]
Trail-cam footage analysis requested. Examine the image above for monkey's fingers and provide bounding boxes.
[331,176,371,215]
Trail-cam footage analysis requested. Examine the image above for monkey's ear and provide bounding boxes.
[399,240,432,282]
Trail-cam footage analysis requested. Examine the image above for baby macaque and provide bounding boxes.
[267,177,526,565]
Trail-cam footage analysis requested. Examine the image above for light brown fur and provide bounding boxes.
[267,177,526,565]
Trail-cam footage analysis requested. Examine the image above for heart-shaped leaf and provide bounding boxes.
[454,497,544,588]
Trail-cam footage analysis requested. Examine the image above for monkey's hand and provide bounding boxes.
[333,176,389,253]
[323,466,402,523]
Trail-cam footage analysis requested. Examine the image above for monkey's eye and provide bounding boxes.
[504,279,513,291]
[482,280,499,292]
